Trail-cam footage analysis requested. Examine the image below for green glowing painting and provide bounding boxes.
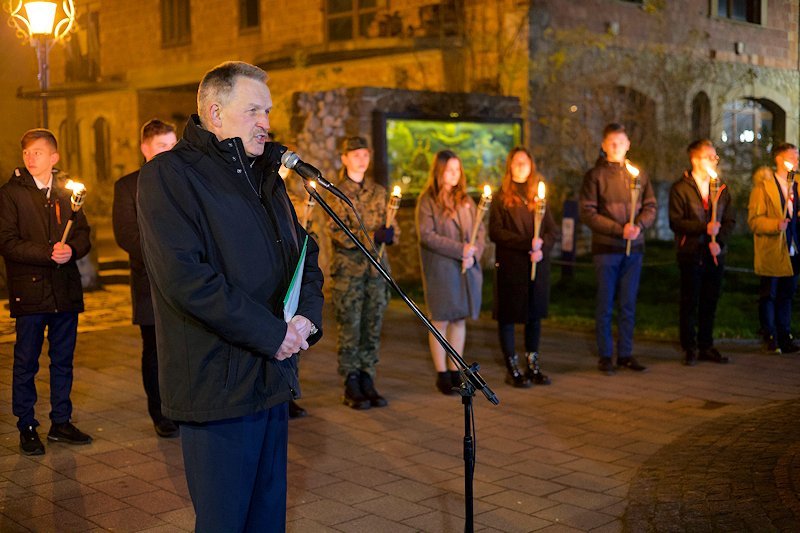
[386,118,522,194]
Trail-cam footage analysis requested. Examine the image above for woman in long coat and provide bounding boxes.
[489,147,557,387]
[416,150,485,395]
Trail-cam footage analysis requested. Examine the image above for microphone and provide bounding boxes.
[281,151,351,205]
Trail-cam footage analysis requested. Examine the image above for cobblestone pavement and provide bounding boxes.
[0,286,798,531]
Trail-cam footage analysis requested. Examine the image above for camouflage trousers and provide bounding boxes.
[331,272,390,378]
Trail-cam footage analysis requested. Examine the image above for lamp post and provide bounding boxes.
[5,0,77,128]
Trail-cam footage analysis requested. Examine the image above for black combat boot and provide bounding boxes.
[342,371,371,410]
[359,370,388,407]
[524,352,552,385]
[504,353,531,388]
[436,371,456,395]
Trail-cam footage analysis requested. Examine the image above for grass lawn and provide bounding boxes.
[399,235,786,341]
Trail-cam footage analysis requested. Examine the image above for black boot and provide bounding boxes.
[436,371,456,395]
[525,352,552,385]
[359,370,388,407]
[342,371,371,410]
[504,354,531,388]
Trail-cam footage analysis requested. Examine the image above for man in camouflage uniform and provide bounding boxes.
[329,136,395,409]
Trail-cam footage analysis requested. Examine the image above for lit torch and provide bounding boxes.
[531,181,546,281]
[625,160,641,257]
[463,184,492,274]
[302,180,317,231]
[783,160,796,221]
[59,180,86,245]
[378,185,402,259]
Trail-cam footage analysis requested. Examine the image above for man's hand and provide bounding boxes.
[51,242,73,264]
[709,241,721,257]
[290,315,314,340]
[462,243,477,259]
[623,223,641,240]
[778,218,790,231]
[532,237,543,252]
[275,321,308,361]
[530,249,543,263]
[461,256,475,270]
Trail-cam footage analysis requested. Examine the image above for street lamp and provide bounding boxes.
[5,0,76,128]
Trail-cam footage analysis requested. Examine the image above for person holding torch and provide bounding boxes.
[490,147,557,387]
[416,150,485,395]
[748,143,800,354]
[0,129,92,456]
[669,139,735,366]
[580,123,656,376]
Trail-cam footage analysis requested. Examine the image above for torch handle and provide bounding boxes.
[626,190,639,256]
[711,199,718,244]
[462,204,489,274]
[377,207,399,260]
[531,215,542,282]
[302,203,313,231]
[59,220,74,246]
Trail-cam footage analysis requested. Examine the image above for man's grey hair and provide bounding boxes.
[197,61,268,125]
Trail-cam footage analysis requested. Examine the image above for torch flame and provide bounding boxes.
[482,184,492,199]
[537,181,546,200]
[707,167,718,180]
[392,185,402,198]
[65,179,85,193]
[309,180,317,190]
[784,160,795,172]
[624,160,640,177]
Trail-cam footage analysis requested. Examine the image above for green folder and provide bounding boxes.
[283,235,308,322]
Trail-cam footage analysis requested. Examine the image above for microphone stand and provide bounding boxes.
[304,181,498,532]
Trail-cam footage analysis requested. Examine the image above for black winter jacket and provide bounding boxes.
[137,115,324,423]
[668,171,735,263]
[0,168,91,317]
[580,157,657,255]
[113,170,154,325]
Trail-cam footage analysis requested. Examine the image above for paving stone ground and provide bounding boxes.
[0,284,798,531]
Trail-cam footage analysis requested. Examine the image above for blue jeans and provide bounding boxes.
[181,404,289,533]
[13,312,79,430]
[759,273,799,341]
[593,253,643,359]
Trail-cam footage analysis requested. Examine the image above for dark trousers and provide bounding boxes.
[498,320,541,357]
[679,259,723,352]
[140,325,164,422]
[759,265,800,342]
[13,312,79,430]
[181,404,289,533]
[593,253,643,359]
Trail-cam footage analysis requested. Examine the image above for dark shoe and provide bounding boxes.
[524,352,552,385]
[504,354,532,388]
[436,371,456,395]
[47,422,92,445]
[288,400,308,419]
[449,369,463,389]
[20,426,44,456]
[766,336,782,354]
[154,418,179,438]
[359,371,388,407]
[343,372,371,410]
[617,357,648,372]
[779,335,800,354]
[682,349,697,366]
[598,358,616,375]
[698,347,730,364]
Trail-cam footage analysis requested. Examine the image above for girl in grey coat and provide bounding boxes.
[416,150,485,395]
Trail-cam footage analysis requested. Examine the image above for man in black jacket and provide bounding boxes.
[137,62,323,532]
[669,139,735,366]
[0,129,92,455]
[113,119,178,438]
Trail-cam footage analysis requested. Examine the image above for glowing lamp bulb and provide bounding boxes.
[25,1,57,35]
[537,181,546,200]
